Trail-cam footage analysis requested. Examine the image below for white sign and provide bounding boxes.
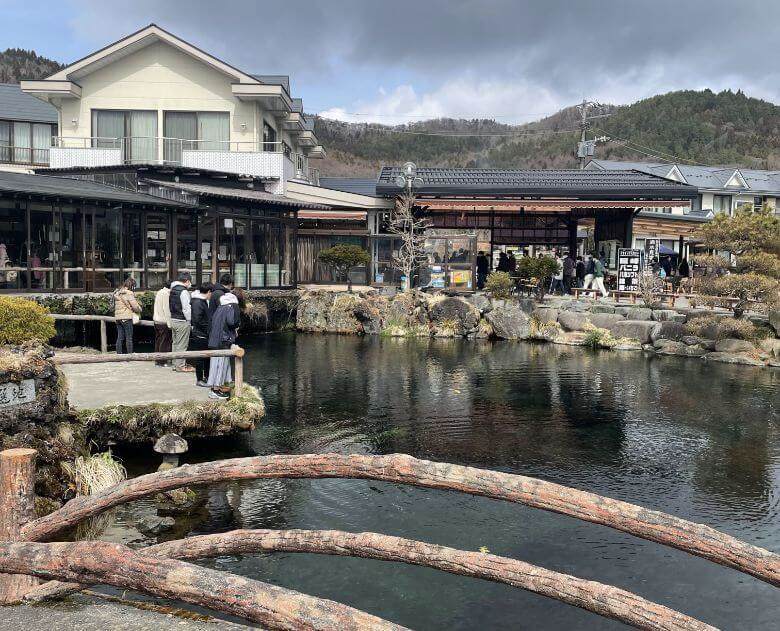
[618,248,643,292]
[0,379,36,408]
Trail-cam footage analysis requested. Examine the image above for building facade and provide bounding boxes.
[0,83,58,172]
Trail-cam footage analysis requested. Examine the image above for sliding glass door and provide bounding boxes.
[92,110,158,163]
[163,111,229,163]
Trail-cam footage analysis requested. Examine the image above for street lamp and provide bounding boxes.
[395,161,423,193]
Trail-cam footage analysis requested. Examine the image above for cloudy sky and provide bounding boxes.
[4,0,779,124]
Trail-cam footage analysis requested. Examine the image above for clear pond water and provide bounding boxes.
[114,333,780,630]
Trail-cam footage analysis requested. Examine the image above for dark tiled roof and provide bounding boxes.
[250,74,290,93]
[145,180,330,210]
[318,177,378,197]
[376,167,697,199]
[0,170,190,206]
[0,83,58,124]
[637,210,712,223]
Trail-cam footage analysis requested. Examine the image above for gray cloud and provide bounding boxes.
[69,0,780,120]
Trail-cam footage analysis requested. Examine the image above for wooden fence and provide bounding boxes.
[50,314,154,353]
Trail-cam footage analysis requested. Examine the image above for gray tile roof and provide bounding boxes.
[250,74,290,93]
[0,170,190,206]
[318,177,379,197]
[0,83,58,124]
[588,159,780,194]
[145,179,330,210]
[637,210,712,223]
[376,167,697,199]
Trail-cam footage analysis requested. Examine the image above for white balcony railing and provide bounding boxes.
[49,137,319,189]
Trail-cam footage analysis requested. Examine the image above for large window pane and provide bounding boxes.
[123,212,143,288]
[32,124,51,165]
[176,214,198,277]
[60,205,85,290]
[0,121,11,163]
[164,112,196,163]
[92,110,124,148]
[129,111,157,163]
[199,216,216,284]
[250,220,267,288]
[28,203,56,290]
[262,121,277,152]
[146,214,169,290]
[0,200,27,290]
[198,112,229,151]
[13,122,31,164]
[93,207,121,290]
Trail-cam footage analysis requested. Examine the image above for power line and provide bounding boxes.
[318,120,580,138]
[593,126,713,166]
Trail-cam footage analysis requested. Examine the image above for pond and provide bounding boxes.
[113,333,780,630]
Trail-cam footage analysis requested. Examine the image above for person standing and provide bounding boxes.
[113,277,141,354]
[508,251,517,274]
[207,292,241,399]
[152,281,172,367]
[169,272,194,372]
[575,255,585,288]
[189,282,213,386]
[550,253,565,294]
[496,252,510,272]
[592,256,609,298]
[562,252,576,294]
[209,273,234,320]
[678,258,690,278]
[582,254,596,291]
[476,251,489,290]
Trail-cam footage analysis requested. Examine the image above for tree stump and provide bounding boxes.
[0,448,38,604]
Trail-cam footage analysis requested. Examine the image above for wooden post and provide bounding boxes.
[232,345,244,398]
[0,448,38,604]
[99,320,108,354]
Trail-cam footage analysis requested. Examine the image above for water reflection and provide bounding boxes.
[117,333,779,630]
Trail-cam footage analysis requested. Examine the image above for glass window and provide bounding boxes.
[32,124,51,165]
[123,212,143,288]
[13,122,31,164]
[28,202,56,290]
[199,216,216,285]
[176,214,198,277]
[60,204,85,290]
[713,195,731,215]
[92,207,121,290]
[145,214,169,290]
[0,121,10,163]
[197,112,229,151]
[0,200,28,290]
[164,112,229,161]
[92,110,157,162]
[263,121,277,152]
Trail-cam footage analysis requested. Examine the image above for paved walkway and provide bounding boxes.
[59,359,212,409]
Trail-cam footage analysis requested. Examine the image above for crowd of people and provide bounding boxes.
[113,272,244,400]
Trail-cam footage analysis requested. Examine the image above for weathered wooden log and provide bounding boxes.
[0,541,406,630]
[0,448,39,603]
[26,529,716,630]
[53,347,240,365]
[20,454,780,586]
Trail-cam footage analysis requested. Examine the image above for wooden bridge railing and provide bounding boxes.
[53,345,245,397]
[50,313,154,353]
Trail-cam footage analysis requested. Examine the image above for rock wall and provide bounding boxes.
[296,289,780,368]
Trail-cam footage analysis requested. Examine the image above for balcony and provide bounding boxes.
[49,137,320,189]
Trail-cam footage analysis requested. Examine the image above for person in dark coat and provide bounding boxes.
[678,258,690,278]
[209,273,234,320]
[476,251,489,290]
[206,292,241,399]
[575,256,585,287]
[189,282,213,387]
[496,252,510,272]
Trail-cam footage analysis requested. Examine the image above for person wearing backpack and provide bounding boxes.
[113,277,141,354]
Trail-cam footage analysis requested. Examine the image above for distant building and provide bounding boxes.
[0,83,58,172]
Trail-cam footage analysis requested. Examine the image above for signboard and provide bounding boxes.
[644,238,659,263]
[617,248,643,292]
[0,379,36,408]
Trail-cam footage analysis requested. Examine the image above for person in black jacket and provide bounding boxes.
[207,292,241,399]
[189,282,213,387]
[209,273,234,320]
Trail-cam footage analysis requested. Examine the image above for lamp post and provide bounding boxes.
[395,161,423,193]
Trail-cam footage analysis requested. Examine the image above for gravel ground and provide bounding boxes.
[0,593,253,630]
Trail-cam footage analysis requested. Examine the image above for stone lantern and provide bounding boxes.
[153,433,188,471]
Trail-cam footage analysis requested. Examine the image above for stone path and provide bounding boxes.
[59,359,212,409]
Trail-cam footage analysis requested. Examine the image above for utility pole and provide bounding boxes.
[576,99,611,169]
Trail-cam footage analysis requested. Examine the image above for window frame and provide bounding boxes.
[0,119,55,166]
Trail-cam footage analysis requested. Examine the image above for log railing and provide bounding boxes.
[50,313,154,353]
[3,450,778,629]
[53,345,245,397]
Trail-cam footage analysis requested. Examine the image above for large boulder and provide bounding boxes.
[704,352,766,366]
[651,321,687,343]
[759,337,780,359]
[615,306,653,321]
[560,300,591,313]
[353,295,389,335]
[485,304,532,340]
[611,320,662,344]
[714,338,756,353]
[653,339,706,356]
[467,293,492,313]
[770,309,780,337]
[557,310,591,332]
[589,313,625,331]
[652,309,686,322]
[295,291,334,332]
[590,304,616,314]
[532,307,559,325]
[427,296,481,336]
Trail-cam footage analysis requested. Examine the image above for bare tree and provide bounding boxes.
[388,190,430,291]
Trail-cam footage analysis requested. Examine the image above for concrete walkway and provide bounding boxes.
[59,359,212,409]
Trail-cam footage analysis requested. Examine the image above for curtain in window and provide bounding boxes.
[32,124,51,164]
[163,112,197,163]
[263,122,277,152]
[92,111,124,149]
[129,111,157,163]
[0,121,10,162]
[198,112,229,151]
[13,122,31,164]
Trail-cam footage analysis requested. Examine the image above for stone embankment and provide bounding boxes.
[296,288,780,368]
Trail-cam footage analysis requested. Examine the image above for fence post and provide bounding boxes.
[99,319,108,353]
[232,345,244,398]
[0,448,38,603]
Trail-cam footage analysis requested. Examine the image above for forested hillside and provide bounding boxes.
[0,49,61,84]
[315,90,780,176]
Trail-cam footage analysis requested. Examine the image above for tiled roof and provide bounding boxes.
[250,74,290,93]
[318,177,379,197]
[376,167,696,198]
[588,159,780,193]
[0,83,58,124]
[145,179,330,210]
[0,170,190,206]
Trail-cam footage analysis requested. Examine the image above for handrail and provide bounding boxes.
[53,344,245,397]
[50,313,153,353]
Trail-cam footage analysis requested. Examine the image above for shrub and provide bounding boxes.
[515,256,560,299]
[685,315,766,342]
[581,323,619,349]
[713,273,779,317]
[0,296,56,345]
[317,244,370,292]
[484,271,513,298]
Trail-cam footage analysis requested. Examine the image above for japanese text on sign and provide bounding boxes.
[617,248,643,292]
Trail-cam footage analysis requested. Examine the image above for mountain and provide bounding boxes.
[315,90,780,176]
[0,49,62,84]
